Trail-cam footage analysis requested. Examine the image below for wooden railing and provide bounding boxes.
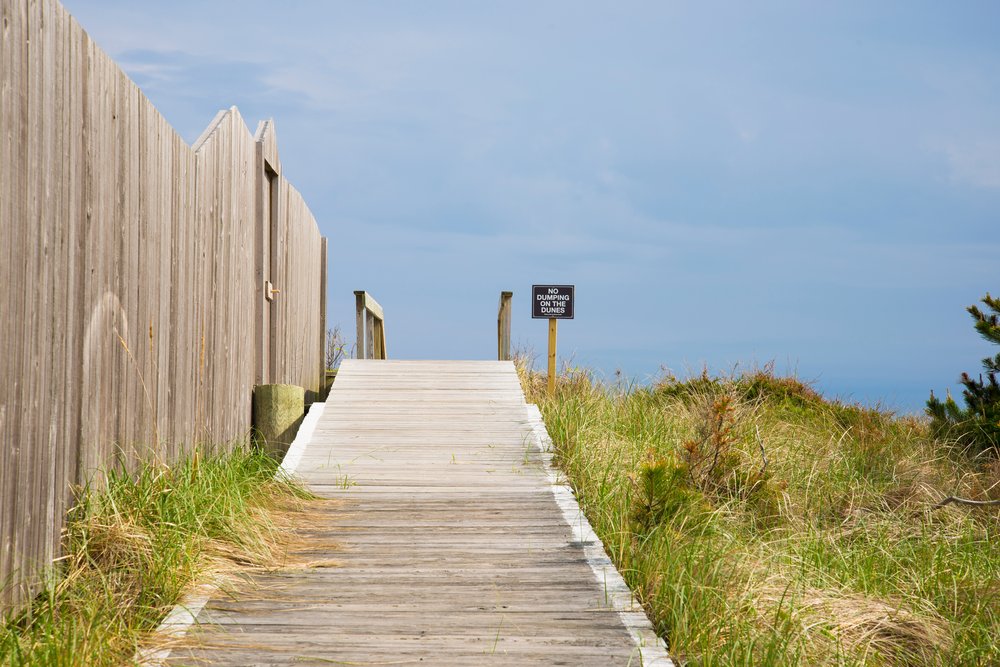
[498,291,513,361]
[355,291,387,359]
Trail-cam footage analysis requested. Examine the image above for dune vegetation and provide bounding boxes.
[0,446,314,666]
[522,363,999,666]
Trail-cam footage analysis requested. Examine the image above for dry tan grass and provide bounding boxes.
[136,497,344,661]
[751,577,953,666]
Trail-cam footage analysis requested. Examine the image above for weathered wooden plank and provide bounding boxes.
[172,119,188,452]
[212,110,229,440]
[112,63,132,465]
[77,25,98,482]
[81,35,103,479]
[57,0,82,560]
[271,173,285,381]
[0,0,26,608]
[192,109,219,439]
[0,0,20,606]
[332,380,525,389]
[153,106,172,457]
[42,0,67,567]
[166,127,183,451]
[219,110,235,439]
[21,0,47,594]
[134,81,153,460]
[319,237,327,386]
[252,122,268,386]
[206,111,223,440]
[169,644,642,667]
[240,116,258,430]
[0,0,18,609]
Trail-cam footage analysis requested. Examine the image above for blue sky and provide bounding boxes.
[62,1,1000,412]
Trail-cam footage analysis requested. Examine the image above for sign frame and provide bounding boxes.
[531,284,575,320]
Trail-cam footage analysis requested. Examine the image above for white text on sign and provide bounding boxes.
[536,289,571,316]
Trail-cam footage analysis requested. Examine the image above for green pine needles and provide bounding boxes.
[629,450,701,534]
[928,292,1000,454]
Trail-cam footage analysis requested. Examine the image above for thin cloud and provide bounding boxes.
[944,141,1000,190]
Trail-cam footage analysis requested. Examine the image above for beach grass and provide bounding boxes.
[0,444,312,666]
[522,363,999,665]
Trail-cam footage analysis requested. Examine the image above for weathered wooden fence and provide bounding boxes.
[0,0,326,611]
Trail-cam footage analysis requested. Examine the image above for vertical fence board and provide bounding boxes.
[42,0,65,565]
[7,0,25,597]
[253,128,266,386]
[21,0,46,592]
[2,0,24,604]
[175,134,197,453]
[112,63,128,463]
[61,6,85,530]
[79,35,110,484]
[155,112,172,457]
[237,119,255,434]
[122,72,140,471]
[0,1,8,606]
[135,92,152,459]
[192,115,214,440]
[0,0,15,608]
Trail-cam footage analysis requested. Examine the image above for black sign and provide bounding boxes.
[532,285,575,319]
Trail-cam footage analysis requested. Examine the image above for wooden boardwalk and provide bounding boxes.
[162,360,671,665]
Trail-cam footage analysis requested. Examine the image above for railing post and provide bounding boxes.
[354,291,387,360]
[366,310,376,359]
[320,238,327,379]
[498,291,512,361]
[355,291,366,359]
[375,318,387,359]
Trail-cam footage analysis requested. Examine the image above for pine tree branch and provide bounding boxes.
[970,297,1000,345]
[981,292,1000,316]
[985,354,1000,375]
[928,291,1000,453]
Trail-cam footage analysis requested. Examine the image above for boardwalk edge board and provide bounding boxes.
[279,401,327,476]
[525,404,675,667]
[133,578,220,666]
[134,400,327,666]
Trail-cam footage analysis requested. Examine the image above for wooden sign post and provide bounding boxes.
[532,285,575,395]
